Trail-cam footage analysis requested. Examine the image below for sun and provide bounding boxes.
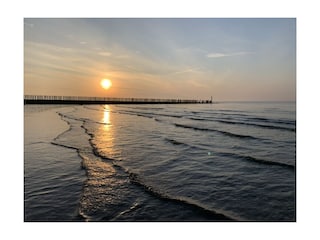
[100,79,112,90]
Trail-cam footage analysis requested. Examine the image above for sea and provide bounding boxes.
[24,102,296,221]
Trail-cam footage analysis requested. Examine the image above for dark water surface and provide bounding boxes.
[24,102,295,221]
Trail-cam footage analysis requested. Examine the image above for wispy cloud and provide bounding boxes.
[171,67,202,75]
[206,51,253,58]
[115,54,130,59]
[24,22,34,28]
[98,51,112,56]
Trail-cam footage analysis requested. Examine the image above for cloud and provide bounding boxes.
[207,51,253,58]
[207,53,228,58]
[171,67,202,75]
[80,41,87,45]
[116,54,130,59]
[98,51,112,56]
[24,22,34,28]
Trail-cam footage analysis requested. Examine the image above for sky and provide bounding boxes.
[24,18,296,101]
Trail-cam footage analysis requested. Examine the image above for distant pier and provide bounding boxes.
[24,95,213,105]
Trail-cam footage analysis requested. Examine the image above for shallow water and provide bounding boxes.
[24,102,296,221]
[24,105,86,221]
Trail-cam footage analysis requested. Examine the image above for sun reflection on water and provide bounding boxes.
[98,105,117,157]
[102,106,111,126]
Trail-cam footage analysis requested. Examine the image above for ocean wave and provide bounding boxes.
[82,105,295,132]
[127,172,235,221]
[58,111,111,126]
[118,110,183,119]
[79,122,236,221]
[51,105,295,221]
[54,113,74,140]
[189,115,295,132]
[164,136,294,169]
[174,123,260,140]
[249,116,295,125]
[189,117,208,121]
[110,201,142,221]
[51,141,80,151]
[82,105,106,112]
[164,138,190,147]
[213,119,295,132]
[128,106,165,111]
[116,110,152,119]
[217,152,295,169]
[202,111,295,126]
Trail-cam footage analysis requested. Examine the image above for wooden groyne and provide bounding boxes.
[24,95,213,105]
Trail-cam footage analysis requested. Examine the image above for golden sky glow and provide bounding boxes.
[24,18,296,101]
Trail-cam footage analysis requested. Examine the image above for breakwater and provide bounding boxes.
[24,95,213,104]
